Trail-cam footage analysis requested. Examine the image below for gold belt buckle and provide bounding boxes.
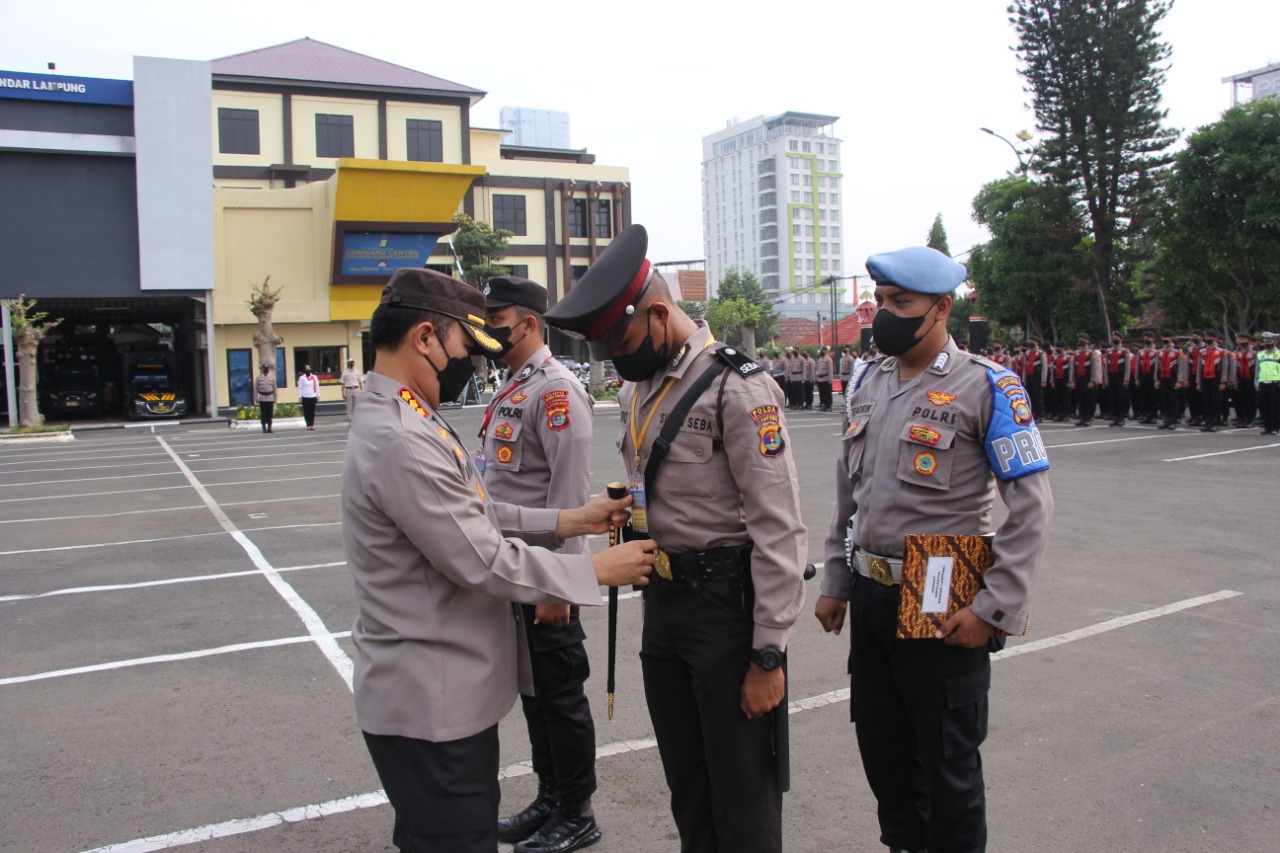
[867,555,894,586]
[654,548,673,581]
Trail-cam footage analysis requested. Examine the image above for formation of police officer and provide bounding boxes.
[814,246,1054,853]
[477,276,604,853]
[544,224,808,853]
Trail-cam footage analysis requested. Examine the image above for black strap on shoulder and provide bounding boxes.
[643,358,732,504]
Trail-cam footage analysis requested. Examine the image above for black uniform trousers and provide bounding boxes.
[818,380,833,411]
[1158,378,1182,424]
[1052,376,1071,420]
[300,396,318,427]
[362,725,500,853]
[1234,380,1256,425]
[1073,380,1095,423]
[640,576,781,853]
[1259,382,1280,433]
[1200,377,1222,426]
[258,401,274,432]
[519,626,597,806]
[1106,372,1128,421]
[803,380,814,409]
[1136,374,1157,420]
[849,574,990,853]
[1024,377,1043,418]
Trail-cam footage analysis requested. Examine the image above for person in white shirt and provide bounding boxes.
[298,364,321,430]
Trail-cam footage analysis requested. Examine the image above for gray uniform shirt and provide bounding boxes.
[617,325,807,649]
[821,338,1055,635]
[343,371,602,743]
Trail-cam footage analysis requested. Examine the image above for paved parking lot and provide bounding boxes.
[1,405,1276,852]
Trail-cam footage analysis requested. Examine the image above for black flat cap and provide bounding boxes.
[483,276,548,313]
[378,268,503,354]
[544,224,652,341]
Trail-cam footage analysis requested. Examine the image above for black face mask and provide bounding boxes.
[304,369,312,376]
[871,298,941,357]
[612,312,670,382]
[489,319,530,358]
[425,331,476,403]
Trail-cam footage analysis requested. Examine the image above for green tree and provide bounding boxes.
[926,213,951,256]
[712,268,778,345]
[1010,0,1179,338]
[677,300,706,321]
[968,175,1095,342]
[2,295,62,427]
[705,296,772,353]
[1154,97,1280,337]
[451,213,514,286]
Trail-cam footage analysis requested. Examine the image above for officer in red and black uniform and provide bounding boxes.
[1133,334,1159,423]
[1021,338,1048,418]
[1050,341,1072,422]
[1185,330,1206,426]
[988,340,1009,368]
[1103,333,1131,426]
[1155,330,1186,429]
[1231,333,1257,428]
[1070,333,1102,426]
[1197,331,1229,432]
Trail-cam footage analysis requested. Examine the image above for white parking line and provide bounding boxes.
[1163,443,1280,462]
[1043,434,1171,449]
[0,561,347,603]
[0,484,192,505]
[155,437,355,691]
[0,504,206,525]
[74,588,1245,853]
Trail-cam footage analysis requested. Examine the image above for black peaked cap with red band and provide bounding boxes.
[543,223,650,341]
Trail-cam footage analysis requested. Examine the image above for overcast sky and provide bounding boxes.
[4,0,1276,294]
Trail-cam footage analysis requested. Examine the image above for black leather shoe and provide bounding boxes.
[514,807,601,853]
[498,781,555,844]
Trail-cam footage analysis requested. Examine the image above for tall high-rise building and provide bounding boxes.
[702,112,851,319]
[500,106,571,148]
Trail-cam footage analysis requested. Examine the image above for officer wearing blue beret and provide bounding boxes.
[815,246,1055,853]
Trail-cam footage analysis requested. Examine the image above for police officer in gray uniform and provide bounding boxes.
[342,268,655,853]
[479,276,602,853]
[814,247,1054,853]
[544,224,808,853]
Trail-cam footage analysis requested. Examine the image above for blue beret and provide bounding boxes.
[865,246,966,295]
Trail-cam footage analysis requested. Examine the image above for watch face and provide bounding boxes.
[754,647,783,670]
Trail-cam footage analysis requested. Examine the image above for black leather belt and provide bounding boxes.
[657,544,753,586]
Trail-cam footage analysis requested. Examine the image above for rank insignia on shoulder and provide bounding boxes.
[716,346,765,377]
[398,388,429,418]
[750,404,786,457]
[543,389,571,431]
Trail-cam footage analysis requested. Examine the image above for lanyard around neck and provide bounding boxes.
[627,336,715,470]
[478,354,555,440]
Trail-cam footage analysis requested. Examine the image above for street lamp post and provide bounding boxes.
[980,127,1032,176]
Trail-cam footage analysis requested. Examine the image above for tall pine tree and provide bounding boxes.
[926,213,951,257]
[1010,0,1178,337]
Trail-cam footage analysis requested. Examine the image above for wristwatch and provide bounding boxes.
[750,645,786,671]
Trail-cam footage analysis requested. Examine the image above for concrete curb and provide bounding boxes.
[0,430,75,445]
[229,417,309,431]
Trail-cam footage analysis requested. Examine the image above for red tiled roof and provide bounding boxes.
[775,313,867,348]
[212,37,485,98]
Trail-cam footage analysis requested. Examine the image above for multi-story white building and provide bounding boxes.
[500,106,571,148]
[701,112,852,319]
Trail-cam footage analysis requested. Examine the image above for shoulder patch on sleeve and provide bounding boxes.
[714,346,765,377]
[983,368,1051,481]
[543,389,571,431]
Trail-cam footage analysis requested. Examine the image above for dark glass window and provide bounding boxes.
[407,119,443,162]
[594,199,613,238]
[493,194,527,236]
[218,108,260,155]
[504,264,529,278]
[567,198,588,238]
[315,114,355,158]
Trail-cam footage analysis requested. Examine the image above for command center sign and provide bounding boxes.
[340,232,440,277]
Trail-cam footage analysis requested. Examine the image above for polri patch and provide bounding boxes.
[544,389,571,431]
[496,445,514,464]
[914,451,938,476]
[926,390,957,406]
[909,424,942,446]
[751,404,786,457]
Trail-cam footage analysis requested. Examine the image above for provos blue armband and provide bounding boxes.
[984,368,1051,481]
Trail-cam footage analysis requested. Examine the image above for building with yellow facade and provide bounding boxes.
[210,38,630,409]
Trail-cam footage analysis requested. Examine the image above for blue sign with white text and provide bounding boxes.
[0,70,133,106]
[341,232,441,277]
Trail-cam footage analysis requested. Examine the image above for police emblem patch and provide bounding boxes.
[494,422,514,440]
[543,389,571,431]
[1011,397,1033,426]
[845,420,860,436]
[496,445,514,464]
[510,393,528,404]
[750,404,786,457]
[909,424,942,446]
[926,390,957,406]
[914,451,938,476]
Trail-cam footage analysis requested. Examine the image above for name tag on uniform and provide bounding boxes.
[629,470,649,534]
